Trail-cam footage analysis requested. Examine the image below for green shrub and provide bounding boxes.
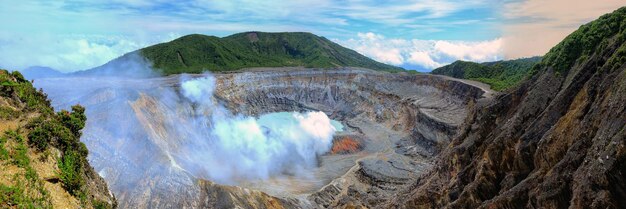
[10,71,26,82]
[58,151,84,195]
[76,142,89,159]
[0,106,20,120]
[24,166,38,182]
[57,105,86,137]
[93,200,113,209]
[28,126,50,151]
[0,136,8,160]
[23,104,89,197]
[27,105,85,152]
[0,69,53,114]
[0,184,21,205]
[12,142,29,168]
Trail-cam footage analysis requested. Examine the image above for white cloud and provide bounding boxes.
[0,1,498,38]
[328,0,496,26]
[0,30,502,72]
[187,0,488,26]
[0,1,502,71]
[0,33,178,72]
[338,32,503,70]
[408,51,440,69]
[433,39,503,61]
[346,32,405,65]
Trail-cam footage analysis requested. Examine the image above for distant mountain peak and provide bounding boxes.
[83,32,404,76]
[19,66,64,79]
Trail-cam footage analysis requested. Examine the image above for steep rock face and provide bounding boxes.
[393,8,626,209]
[197,180,299,209]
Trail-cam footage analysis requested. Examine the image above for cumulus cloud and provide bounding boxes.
[408,51,440,69]
[345,33,405,65]
[338,32,502,71]
[0,33,178,72]
[0,1,501,71]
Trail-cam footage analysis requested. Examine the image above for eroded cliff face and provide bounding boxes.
[391,9,626,209]
[35,67,487,208]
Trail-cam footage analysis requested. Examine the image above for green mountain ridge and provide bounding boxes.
[127,32,404,75]
[431,57,542,91]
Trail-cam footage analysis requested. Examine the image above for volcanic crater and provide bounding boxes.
[36,67,490,208]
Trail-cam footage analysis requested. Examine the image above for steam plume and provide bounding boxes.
[174,74,337,182]
[34,57,339,188]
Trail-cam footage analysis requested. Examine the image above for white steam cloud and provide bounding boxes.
[175,75,337,182]
[33,56,340,203]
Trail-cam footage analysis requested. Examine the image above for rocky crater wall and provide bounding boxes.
[214,68,485,155]
[36,67,488,208]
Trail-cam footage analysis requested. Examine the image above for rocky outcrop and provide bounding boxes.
[391,7,626,209]
[197,180,300,209]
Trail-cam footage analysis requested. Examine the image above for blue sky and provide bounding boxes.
[0,0,620,72]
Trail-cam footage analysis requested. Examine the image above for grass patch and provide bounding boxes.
[0,136,8,160]
[0,106,20,120]
[0,179,51,209]
[0,129,52,208]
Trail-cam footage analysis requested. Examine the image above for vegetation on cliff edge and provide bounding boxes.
[537,7,626,73]
[0,69,115,208]
[431,57,542,91]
